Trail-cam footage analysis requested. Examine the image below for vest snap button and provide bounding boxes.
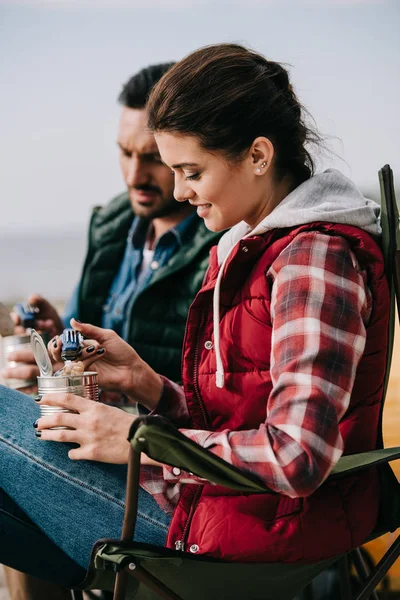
[189,544,199,553]
[150,260,159,270]
[242,245,249,252]
[204,340,213,350]
[172,467,181,476]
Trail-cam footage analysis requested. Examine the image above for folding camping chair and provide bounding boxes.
[72,165,400,600]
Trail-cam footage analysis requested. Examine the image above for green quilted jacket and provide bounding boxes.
[77,192,221,382]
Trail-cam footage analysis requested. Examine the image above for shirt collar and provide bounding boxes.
[128,211,199,250]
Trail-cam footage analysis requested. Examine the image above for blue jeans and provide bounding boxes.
[0,385,172,586]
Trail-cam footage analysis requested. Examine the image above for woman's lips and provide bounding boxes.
[196,203,212,218]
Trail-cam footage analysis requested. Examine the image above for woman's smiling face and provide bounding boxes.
[155,132,266,232]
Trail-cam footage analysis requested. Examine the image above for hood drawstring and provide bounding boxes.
[213,249,230,389]
[213,233,253,389]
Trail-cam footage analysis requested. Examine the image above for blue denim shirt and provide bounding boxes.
[63,211,199,340]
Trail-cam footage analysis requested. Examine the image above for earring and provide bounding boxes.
[256,161,267,173]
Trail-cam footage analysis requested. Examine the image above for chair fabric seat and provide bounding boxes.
[80,539,338,600]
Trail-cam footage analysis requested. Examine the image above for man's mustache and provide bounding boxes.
[131,184,162,195]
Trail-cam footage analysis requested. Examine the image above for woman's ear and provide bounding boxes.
[250,137,275,175]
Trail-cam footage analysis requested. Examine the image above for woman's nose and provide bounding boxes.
[174,177,194,203]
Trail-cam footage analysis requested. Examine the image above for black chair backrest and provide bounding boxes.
[379,164,400,404]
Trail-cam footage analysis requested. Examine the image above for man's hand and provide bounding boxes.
[11,294,64,338]
[2,347,40,394]
[2,345,63,395]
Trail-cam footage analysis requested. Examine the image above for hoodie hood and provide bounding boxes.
[213,170,381,389]
[217,169,381,265]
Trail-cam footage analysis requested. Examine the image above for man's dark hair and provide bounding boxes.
[118,62,175,109]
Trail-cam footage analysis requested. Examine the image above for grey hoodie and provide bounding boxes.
[217,169,381,265]
[213,169,381,389]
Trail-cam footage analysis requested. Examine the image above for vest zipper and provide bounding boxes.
[174,312,210,551]
[174,311,210,551]
[175,485,203,551]
[193,311,209,428]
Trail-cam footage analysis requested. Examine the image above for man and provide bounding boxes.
[2,63,221,599]
[4,62,221,389]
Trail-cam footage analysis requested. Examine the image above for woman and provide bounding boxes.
[0,43,389,585]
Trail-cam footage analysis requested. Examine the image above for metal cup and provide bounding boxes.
[37,372,99,429]
[1,333,49,390]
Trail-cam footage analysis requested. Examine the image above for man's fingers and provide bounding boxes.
[6,348,36,363]
[27,294,48,309]
[2,365,39,381]
[10,311,22,326]
[35,318,59,337]
[27,295,63,334]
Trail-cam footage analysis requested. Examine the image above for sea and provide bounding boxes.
[0,232,88,306]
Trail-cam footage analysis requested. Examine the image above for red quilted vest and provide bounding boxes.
[166,223,390,563]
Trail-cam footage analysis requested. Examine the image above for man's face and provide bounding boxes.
[118,107,178,219]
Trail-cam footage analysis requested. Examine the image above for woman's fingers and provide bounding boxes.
[70,319,112,345]
[39,427,82,444]
[36,411,81,431]
[48,335,62,362]
[79,344,106,369]
[39,392,90,412]
[48,334,104,361]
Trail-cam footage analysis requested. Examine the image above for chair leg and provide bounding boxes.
[350,548,379,600]
[339,555,353,600]
[302,582,315,600]
[355,535,400,600]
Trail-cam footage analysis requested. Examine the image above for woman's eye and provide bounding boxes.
[185,173,200,181]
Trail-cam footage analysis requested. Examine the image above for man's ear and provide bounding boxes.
[250,137,275,175]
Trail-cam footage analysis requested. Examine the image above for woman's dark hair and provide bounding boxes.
[118,62,175,109]
[147,44,321,185]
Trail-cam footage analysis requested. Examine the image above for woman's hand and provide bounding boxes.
[48,319,163,411]
[36,392,165,467]
[36,392,136,463]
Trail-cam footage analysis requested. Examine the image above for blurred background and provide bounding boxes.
[1,0,399,305]
[0,0,400,596]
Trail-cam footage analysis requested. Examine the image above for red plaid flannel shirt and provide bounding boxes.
[140,232,372,515]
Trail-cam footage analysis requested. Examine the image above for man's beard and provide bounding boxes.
[130,184,184,220]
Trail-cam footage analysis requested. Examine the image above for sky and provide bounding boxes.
[1,0,399,236]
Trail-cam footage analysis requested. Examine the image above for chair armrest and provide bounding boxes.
[329,447,400,479]
[128,416,400,492]
[128,416,274,493]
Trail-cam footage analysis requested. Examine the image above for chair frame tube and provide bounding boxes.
[350,548,379,600]
[354,535,400,600]
[112,446,183,600]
